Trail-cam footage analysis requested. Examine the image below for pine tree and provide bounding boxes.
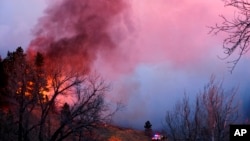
[144,120,152,137]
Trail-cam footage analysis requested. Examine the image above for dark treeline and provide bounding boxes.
[0,47,116,141]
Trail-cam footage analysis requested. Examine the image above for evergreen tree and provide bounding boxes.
[1,47,48,141]
[0,47,114,141]
[144,120,153,137]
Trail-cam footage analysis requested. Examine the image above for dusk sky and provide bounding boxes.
[1,0,250,130]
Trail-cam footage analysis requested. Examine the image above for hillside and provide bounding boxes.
[92,124,152,141]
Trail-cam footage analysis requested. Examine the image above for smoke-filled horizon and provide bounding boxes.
[1,0,250,130]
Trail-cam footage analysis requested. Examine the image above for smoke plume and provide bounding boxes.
[28,0,127,72]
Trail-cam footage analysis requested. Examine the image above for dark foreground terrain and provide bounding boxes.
[90,124,151,141]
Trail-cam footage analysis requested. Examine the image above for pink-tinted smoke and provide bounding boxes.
[27,0,127,72]
[27,0,236,79]
[24,0,246,129]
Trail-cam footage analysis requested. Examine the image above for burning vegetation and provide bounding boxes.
[0,0,129,140]
[0,47,120,141]
[0,0,246,140]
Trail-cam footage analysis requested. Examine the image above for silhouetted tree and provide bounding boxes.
[144,120,152,129]
[0,47,50,141]
[0,47,118,141]
[165,76,239,141]
[144,120,153,137]
[45,68,113,141]
[1,47,36,141]
[210,0,250,72]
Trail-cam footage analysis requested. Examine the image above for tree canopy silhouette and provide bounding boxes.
[210,0,250,73]
[0,47,119,141]
[144,120,153,137]
[165,76,239,141]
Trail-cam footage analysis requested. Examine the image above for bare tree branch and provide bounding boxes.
[165,76,239,141]
[209,0,250,73]
[0,48,121,141]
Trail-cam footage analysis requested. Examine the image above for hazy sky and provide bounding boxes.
[1,0,250,130]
